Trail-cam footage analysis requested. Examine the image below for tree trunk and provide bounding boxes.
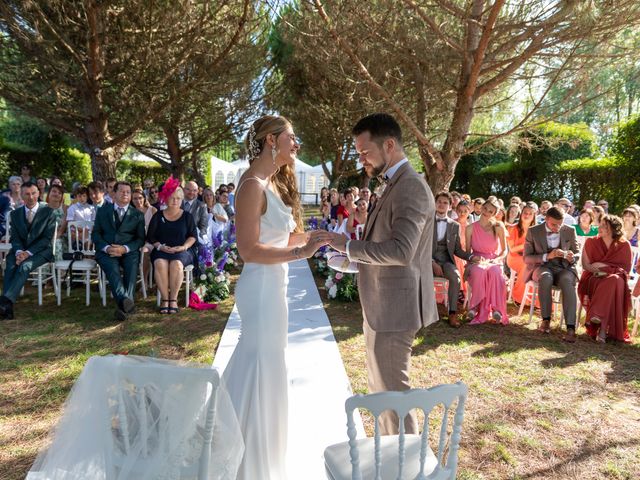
[424,151,458,193]
[90,147,120,181]
[190,155,207,186]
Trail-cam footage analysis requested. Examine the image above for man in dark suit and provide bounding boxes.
[524,206,580,342]
[0,182,56,320]
[431,191,476,327]
[92,181,145,321]
[182,181,208,239]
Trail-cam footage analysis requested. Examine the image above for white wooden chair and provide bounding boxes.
[355,224,365,241]
[324,382,468,480]
[54,220,102,306]
[156,264,194,308]
[518,280,564,325]
[433,277,449,310]
[0,214,11,274]
[99,246,149,306]
[23,222,60,305]
[507,270,517,303]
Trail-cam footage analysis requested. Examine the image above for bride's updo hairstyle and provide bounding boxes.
[245,115,303,232]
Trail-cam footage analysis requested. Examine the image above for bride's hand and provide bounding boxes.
[301,231,331,258]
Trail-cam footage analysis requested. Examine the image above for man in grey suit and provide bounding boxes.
[432,191,476,327]
[182,181,208,239]
[523,206,580,342]
[328,113,437,435]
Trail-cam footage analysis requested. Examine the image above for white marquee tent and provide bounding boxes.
[210,156,330,204]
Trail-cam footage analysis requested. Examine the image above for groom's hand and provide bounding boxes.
[327,232,348,253]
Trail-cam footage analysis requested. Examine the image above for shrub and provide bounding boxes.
[116,159,166,187]
[453,137,513,194]
[609,114,640,163]
[516,121,597,167]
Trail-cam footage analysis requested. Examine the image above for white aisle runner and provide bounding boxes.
[213,260,365,479]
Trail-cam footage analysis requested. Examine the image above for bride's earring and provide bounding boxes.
[271,146,277,166]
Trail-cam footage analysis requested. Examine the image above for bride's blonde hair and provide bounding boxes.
[245,115,303,232]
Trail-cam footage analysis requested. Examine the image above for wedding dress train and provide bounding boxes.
[222,177,296,480]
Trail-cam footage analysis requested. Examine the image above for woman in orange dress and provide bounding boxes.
[579,215,632,343]
[455,200,471,296]
[506,202,537,304]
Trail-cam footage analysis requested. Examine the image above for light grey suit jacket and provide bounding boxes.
[348,162,437,332]
[183,199,208,238]
[433,217,472,264]
[523,222,580,282]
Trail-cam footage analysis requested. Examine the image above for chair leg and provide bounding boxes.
[185,270,191,308]
[57,269,62,306]
[632,303,639,338]
[85,271,90,306]
[140,263,147,299]
[38,268,43,306]
[528,284,537,324]
[518,283,529,317]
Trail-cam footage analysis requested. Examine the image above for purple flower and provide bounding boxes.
[217,251,229,271]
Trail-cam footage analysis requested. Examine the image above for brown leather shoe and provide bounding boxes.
[563,329,576,343]
[448,313,461,328]
[538,319,551,334]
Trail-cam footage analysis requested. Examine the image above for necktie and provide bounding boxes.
[26,209,34,224]
[118,207,125,221]
[185,201,191,211]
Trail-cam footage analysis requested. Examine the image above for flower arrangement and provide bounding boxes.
[324,270,359,302]
[194,265,231,303]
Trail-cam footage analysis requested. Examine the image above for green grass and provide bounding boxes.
[2,261,640,480]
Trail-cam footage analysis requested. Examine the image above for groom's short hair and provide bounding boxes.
[352,113,402,145]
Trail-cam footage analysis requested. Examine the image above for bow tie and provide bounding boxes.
[436,218,448,222]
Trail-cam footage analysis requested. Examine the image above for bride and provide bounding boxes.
[222,115,329,479]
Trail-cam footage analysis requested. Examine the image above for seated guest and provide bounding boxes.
[320,197,331,220]
[579,215,632,343]
[0,194,9,238]
[597,199,609,214]
[147,180,197,314]
[367,192,378,214]
[132,188,157,281]
[621,208,640,247]
[66,185,94,222]
[448,191,461,220]
[583,199,595,211]
[469,197,484,223]
[523,206,579,342]
[6,176,24,210]
[465,196,508,324]
[182,181,209,239]
[359,187,371,205]
[495,205,506,223]
[218,190,235,221]
[211,192,229,225]
[329,188,340,226]
[336,188,354,227]
[505,203,520,225]
[592,205,605,227]
[88,181,109,211]
[227,182,236,206]
[536,200,552,224]
[104,177,117,204]
[0,182,56,320]
[507,201,537,304]
[19,165,36,184]
[346,197,368,240]
[454,200,472,298]
[574,208,598,237]
[432,192,475,327]
[36,177,48,202]
[46,184,68,261]
[92,182,145,321]
[509,196,522,206]
[202,187,216,214]
[556,198,576,226]
[147,185,160,210]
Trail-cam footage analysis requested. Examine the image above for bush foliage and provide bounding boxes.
[116,159,167,187]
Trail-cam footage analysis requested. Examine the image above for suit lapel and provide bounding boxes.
[363,163,410,241]
[538,224,549,253]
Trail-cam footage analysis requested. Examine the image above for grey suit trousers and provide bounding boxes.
[533,264,577,327]
[434,261,461,312]
[363,321,418,435]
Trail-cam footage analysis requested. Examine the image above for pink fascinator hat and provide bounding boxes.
[157,175,181,205]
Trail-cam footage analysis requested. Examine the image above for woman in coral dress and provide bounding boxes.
[506,202,537,304]
[465,196,509,324]
[579,214,632,343]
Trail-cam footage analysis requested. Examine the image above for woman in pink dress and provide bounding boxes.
[465,196,509,324]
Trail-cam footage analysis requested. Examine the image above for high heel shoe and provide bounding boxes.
[159,299,170,314]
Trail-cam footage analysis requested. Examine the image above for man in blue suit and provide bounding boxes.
[92,181,145,321]
[0,182,56,320]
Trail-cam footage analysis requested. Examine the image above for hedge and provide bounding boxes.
[475,156,639,214]
[116,159,167,187]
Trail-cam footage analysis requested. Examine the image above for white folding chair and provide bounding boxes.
[433,277,449,310]
[54,220,103,306]
[507,270,517,303]
[99,246,149,305]
[0,214,11,274]
[156,264,194,308]
[355,224,365,240]
[324,382,468,480]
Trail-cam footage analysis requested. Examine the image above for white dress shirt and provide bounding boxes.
[67,202,95,222]
[435,214,448,241]
[542,226,561,262]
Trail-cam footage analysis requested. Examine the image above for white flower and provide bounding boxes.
[328,284,338,298]
[215,275,225,283]
[325,277,333,289]
[200,274,207,281]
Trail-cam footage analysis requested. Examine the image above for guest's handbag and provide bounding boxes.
[62,251,85,281]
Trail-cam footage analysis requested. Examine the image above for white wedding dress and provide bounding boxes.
[222,177,296,480]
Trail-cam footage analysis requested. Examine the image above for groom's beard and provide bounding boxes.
[369,152,390,178]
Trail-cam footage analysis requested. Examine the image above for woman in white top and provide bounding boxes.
[66,186,95,222]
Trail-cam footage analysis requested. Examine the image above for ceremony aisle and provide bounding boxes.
[213,259,365,478]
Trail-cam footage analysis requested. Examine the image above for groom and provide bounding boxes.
[328,113,436,435]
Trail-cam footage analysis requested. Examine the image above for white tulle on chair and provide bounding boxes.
[27,355,244,480]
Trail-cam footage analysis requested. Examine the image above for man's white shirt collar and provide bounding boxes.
[113,203,129,212]
[25,203,39,215]
[384,158,408,181]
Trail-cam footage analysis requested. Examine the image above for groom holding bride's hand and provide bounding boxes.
[327,113,436,435]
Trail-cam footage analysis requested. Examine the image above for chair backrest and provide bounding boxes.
[355,224,365,240]
[345,382,468,480]
[631,246,640,276]
[66,220,95,255]
[103,357,222,479]
[1,213,10,243]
